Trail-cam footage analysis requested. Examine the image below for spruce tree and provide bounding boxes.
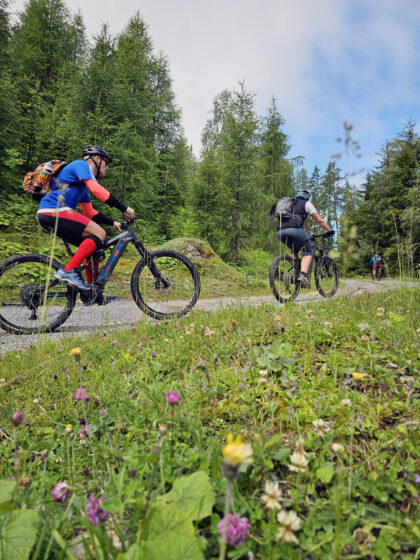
[199,82,259,262]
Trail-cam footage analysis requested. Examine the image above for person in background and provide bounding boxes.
[277,189,334,288]
[369,254,383,280]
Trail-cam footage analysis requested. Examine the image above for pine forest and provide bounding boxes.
[0,0,419,274]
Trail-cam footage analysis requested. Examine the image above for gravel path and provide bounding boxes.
[0,279,417,356]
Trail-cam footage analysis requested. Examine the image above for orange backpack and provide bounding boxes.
[23,159,68,199]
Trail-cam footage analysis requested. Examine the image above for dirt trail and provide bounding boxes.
[0,279,417,356]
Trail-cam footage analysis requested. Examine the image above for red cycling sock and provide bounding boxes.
[65,238,97,271]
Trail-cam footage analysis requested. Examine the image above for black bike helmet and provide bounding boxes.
[295,189,311,200]
[82,145,113,164]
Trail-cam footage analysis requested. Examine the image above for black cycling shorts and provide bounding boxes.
[37,210,90,247]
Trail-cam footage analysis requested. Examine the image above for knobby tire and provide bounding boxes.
[131,250,200,319]
[269,255,300,303]
[315,256,339,297]
[0,253,76,334]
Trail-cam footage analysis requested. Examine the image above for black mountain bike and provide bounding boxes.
[0,219,200,334]
[269,232,339,303]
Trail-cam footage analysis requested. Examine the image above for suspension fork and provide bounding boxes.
[134,240,169,288]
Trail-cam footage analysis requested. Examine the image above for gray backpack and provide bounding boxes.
[269,197,296,225]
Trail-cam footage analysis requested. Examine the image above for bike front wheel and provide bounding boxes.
[315,256,339,297]
[131,250,200,319]
[0,254,76,334]
[269,255,300,303]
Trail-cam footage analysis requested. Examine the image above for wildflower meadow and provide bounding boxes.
[0,288,419,559]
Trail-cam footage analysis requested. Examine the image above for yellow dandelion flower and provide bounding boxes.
[352,372,367,380]
[125,352,130,359]
[70,347,81,356]
[222,433,253,467]
[65,424,72,432]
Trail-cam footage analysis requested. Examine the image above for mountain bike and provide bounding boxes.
[374,266,383,280]
[269,232,339,303]
[0,219,200,334]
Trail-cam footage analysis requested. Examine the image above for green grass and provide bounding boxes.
[0,232,273,300]
[0,287,419,559]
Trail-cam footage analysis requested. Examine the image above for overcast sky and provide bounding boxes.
[11,0,420,185]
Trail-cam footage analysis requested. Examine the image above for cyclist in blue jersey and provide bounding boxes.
[37,146,135,296]
[369,254,383,280]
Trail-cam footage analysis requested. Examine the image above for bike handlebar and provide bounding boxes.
[310,230,335,241]
[120,217,136,230]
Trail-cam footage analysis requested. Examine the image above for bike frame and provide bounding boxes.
[52,222,162,293]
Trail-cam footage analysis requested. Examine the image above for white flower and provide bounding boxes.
[312,419,330,438]
[259,369,268,376]
[341,398,352,407]
[332,443,344,453]
[289,452,308,473]
[276,510,301,543]
[261,480,282,510]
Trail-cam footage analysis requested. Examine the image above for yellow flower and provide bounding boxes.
[352,372,367,380]
[65,424,72,432]
[70,347,81,356]
[125,353,130,359]
[222,433,253,466]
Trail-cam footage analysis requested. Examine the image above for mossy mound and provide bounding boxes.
[158,238,216,261]
[158,238,240,283]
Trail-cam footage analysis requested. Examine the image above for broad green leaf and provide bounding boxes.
[0,481,15,505]
[142,531,204,560]
[118,532,204,560]
[0,509,40,560]
[263,433,283,450]
[270,342,293,358]
[143,503,195,540]
[388,312,405,324]
[273,448,291,462]
[117,543,144,560]
[316,464,335,484]
[157,471,215,521]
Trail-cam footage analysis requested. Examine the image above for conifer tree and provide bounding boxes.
[320,161,343,233]
[0,0,17,192]
[353,120,420,271]
[198,82,259,262]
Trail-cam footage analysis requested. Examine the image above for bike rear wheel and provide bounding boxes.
[315,256,339,297]
[0,254,76,334]
[131,250,200,319]
[269,255,300,303]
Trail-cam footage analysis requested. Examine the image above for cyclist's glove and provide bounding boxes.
[323,230,335,238]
